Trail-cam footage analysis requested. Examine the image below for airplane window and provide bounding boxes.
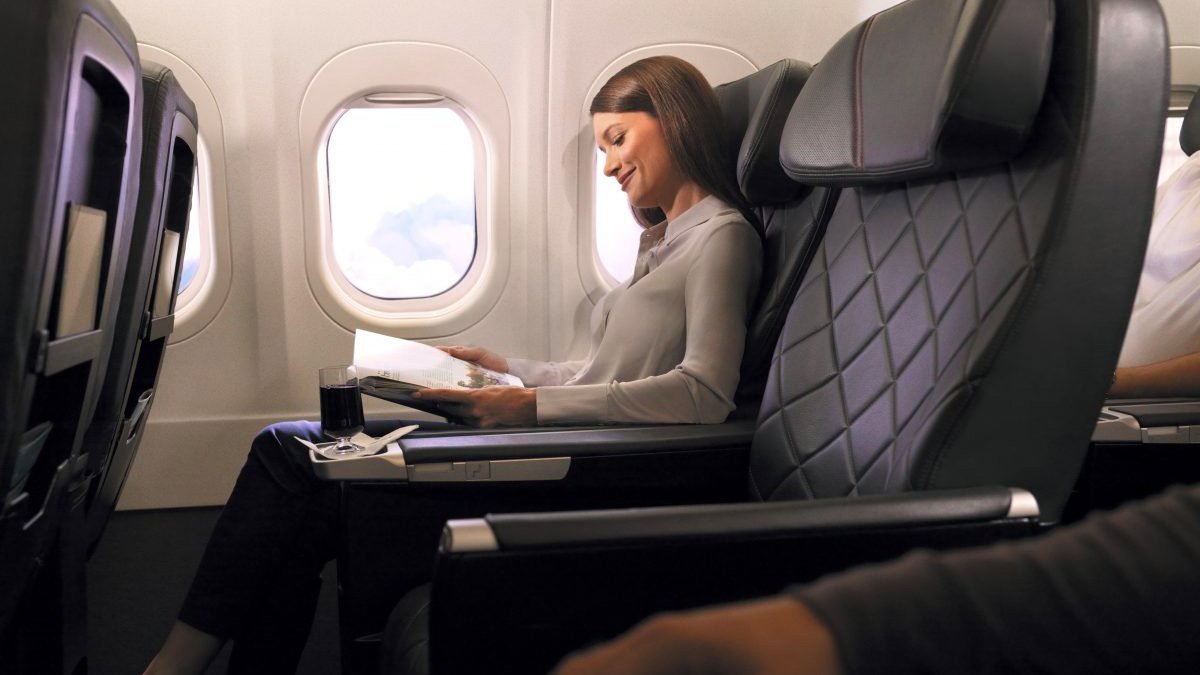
[594,150,642,281]
[1159,115,1188,186]
[178,174,201,294]
[326,106,477,299]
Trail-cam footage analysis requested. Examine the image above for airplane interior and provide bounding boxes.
[3,0,1200,673]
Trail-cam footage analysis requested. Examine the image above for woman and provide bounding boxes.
[145,55,763,674]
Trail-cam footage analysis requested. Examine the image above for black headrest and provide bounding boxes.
[140,63,198,145]
[781,0,1054,185]
[1182,92,1200,156]
[715,59,813,203]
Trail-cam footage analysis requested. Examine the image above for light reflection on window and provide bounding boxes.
[177,174,201,295]
[327,107,477,299]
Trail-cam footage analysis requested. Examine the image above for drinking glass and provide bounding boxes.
[318,365,367,459]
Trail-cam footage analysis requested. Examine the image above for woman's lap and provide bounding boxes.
[179,417,458,641]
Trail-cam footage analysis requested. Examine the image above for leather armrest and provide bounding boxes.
[399,419,756,463]
[428,487,1041,674]
[444,485,1039,552]
[327,420,756,484]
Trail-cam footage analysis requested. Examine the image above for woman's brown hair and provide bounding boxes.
[590,55,761,234]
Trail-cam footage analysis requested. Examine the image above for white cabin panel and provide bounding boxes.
[111,0,553,508]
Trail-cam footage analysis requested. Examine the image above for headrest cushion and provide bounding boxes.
[781,0,1054,185]
[1182,92,1200,156]
[716,59,813,203]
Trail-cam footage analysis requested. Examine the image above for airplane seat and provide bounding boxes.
[80,62,198,553]
[336,60,838,675]
[0,0,143,669]
[712,59,842,416]
[385,0,1168,672]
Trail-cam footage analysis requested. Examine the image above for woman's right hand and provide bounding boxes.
[437,345,509,374]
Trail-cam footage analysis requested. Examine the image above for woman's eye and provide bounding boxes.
[613,133,625,145]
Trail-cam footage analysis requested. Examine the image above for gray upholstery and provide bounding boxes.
[750,0,1166,523]
[781,0,1054,184]
[1182,91,1200,156]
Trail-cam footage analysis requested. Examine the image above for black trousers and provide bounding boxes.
[177,419,455,675]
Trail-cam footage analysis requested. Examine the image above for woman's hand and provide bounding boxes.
[413,386,536,428]
[551,597,843,675]
[436,345,509,373]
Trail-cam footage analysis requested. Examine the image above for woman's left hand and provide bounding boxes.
[413,387,537,428]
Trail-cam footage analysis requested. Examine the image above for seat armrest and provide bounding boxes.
[446,485,1038,551]
[323,420,756,484]
[429,487,1041,675]
[399,419,756,463]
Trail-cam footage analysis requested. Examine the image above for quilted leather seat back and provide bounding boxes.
[749,0,1167,523]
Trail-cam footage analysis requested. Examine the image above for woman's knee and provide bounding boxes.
[248,421,323,474]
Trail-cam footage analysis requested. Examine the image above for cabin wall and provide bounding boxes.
[111,0,1200,509]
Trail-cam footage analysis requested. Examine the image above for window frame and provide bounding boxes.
[299,42,510,337]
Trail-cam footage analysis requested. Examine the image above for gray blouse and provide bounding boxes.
[507,195,762,425]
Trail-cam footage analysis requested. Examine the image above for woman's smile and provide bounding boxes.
[619,168,635,190]
[593,110,686,210]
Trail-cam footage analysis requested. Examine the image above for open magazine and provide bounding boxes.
[353,329,523,420]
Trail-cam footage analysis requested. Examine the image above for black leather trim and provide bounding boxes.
[1182,90,1200,156]
[399,419,756,464]
[781,0,1054,184]
[481,486,1021,549]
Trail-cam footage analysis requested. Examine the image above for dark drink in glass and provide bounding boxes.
[318,365,368,458]
[319,384,364,437]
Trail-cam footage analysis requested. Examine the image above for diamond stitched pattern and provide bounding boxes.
[750,145,1059,502]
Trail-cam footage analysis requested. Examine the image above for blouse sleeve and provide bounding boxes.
[535,221,762,424]
[795,484,1200,674]
[505,358,587,387]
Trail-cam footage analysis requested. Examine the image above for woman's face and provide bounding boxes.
[593,111,688,211]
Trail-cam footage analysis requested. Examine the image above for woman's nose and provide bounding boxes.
[603,148,620,177]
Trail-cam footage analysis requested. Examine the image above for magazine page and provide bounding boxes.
[353,329,523,390]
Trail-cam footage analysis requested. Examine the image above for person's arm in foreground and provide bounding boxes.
[554,484,1200,674]
[553,596,842,675]
[1111,350,1200,398]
